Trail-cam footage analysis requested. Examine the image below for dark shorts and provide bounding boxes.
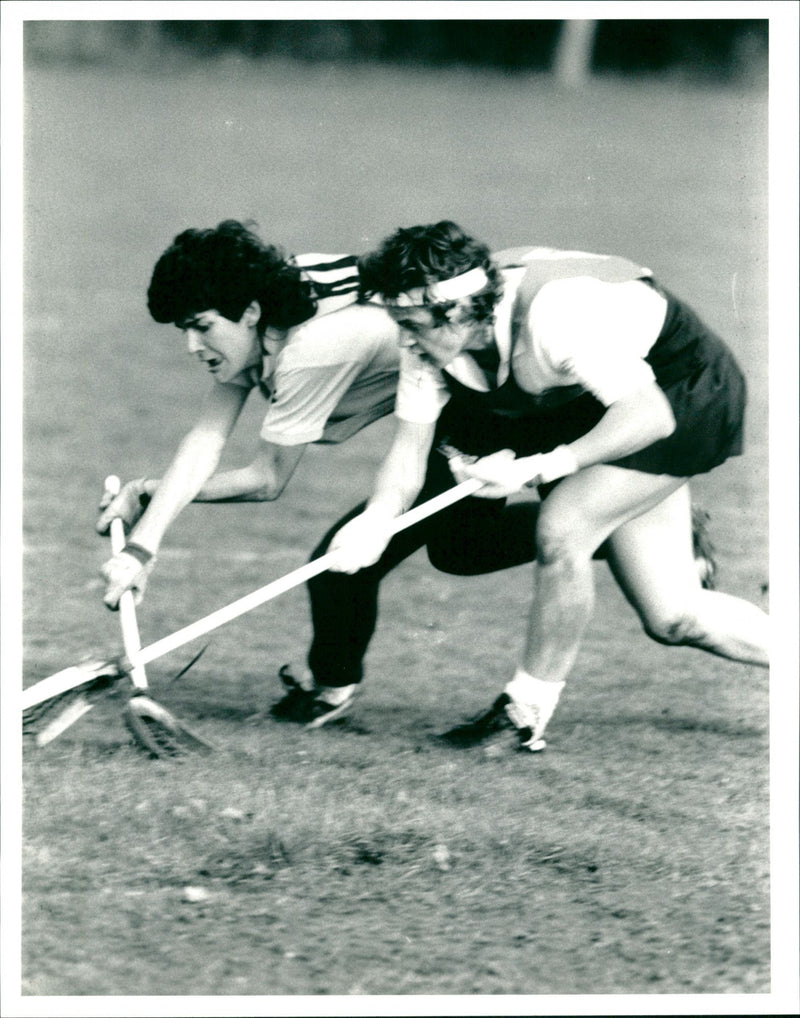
[616,331,745,476]
[440,296,746,479]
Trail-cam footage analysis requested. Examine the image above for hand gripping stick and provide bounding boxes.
[22,477,484,710]
[104,475,148,691]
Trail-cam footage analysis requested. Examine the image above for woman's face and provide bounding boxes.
[181,303,262,384]
[388,303,485,369]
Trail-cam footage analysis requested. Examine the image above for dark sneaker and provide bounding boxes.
[269,684,316,722]
[269,665,355,729]
[439,693,546,752]
[691,505,717,590]
[269,664,314,722]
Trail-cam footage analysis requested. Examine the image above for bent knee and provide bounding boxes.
[642,606,705,647]
[536,515,596,567]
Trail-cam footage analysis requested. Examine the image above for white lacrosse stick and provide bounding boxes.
[104,475,149,691]
[24,477,485,711]
[30,476,149,746]
[103,476,214,756]
[28,476,213,755]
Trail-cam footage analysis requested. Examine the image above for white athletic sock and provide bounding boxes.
[504,668,565,738]
[316,683,357,707]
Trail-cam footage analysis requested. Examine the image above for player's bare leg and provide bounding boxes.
[443,465,685,751]
[518,466,686,681]
[606,483,769,665]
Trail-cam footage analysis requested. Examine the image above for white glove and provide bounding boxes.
[327,507,395,574]
[96,478,151,535]
[448,449,532,499]
[101,547,156,610]
[450,446,579,498]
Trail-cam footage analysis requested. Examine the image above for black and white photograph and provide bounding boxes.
[2,2,798,1015]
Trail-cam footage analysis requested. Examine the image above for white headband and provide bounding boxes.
[390,267,489,307]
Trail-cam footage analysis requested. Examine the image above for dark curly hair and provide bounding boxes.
[358,220,502,323]
[147,220,317,335]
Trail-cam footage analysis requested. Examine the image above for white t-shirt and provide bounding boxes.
[396,272,668,424]
[229,254,400,445]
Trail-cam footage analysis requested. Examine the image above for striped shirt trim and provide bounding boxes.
[300,254,359,273]
[299,254,360,300]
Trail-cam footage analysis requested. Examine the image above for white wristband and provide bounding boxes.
[537,445,579,485]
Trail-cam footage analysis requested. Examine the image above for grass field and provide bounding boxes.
[13,54,781,1011]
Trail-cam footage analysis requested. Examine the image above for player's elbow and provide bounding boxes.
[254,484,281,501]
[251,473,283,501]
[248,462,289,501]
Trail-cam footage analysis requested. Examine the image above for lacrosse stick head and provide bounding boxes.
[23,656,128,738]
[123,694,216,758]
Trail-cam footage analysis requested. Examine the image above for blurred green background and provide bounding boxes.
[25,17,768,82]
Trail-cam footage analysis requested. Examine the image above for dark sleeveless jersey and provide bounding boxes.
[444,247,706,418]
[437,248,745,476]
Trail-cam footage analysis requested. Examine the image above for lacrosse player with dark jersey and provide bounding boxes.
[274,231,725,730]
[322,221,768,753]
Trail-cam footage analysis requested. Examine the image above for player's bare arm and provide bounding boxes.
[103,382,249,552]
[328,418,435,573]
[191,440,307,503]
[560,381,675,465]
[369,418,436,517]
[98,383,248,608]
[454,382,676,497]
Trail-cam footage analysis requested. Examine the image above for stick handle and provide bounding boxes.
[134,478,484,668]
[104,475,148,689]
[21,663,106,710]
[23,477,485,708]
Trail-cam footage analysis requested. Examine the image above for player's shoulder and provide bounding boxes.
[282,301,393,366]
[537,273,656,302]
[493,246,557,267]
[535,275,606,307]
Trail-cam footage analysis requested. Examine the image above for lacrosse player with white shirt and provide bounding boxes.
[97,220,403,723]
[327,221,769,754]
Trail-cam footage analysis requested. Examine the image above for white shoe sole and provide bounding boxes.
[303,695,355,730]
